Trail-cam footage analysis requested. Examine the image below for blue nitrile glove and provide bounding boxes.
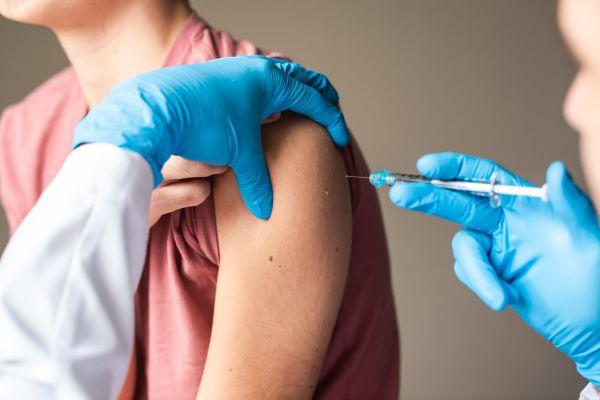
[389,153,600,385]
[73,56,349,219]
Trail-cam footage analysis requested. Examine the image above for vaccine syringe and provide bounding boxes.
[346,170,548,201]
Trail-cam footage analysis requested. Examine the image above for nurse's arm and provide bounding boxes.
[199,113,352,399]
[0,144,152,399]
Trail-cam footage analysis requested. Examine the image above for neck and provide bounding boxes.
[55,0,192,107]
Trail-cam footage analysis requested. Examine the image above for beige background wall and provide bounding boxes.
[0,1,586,399]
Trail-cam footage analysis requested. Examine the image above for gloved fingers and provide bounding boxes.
[452,230,518,311]
[546,161,597,224]
[231,138,273,220]
[502,281,520,305]
[453,261,470,287]
[454,262,520,307]
[388,182,502,233]
[274,73,350,147]
[416,152,530,186]
[272,59,340,104]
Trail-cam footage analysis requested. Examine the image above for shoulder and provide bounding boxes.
[213,112,351,235]
[0,67,82,230]
[171,13,286,64]
[0,66,82,164]
[0,67,80,134]
[2,67,79,116]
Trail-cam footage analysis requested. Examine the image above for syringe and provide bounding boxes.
[346,170,548,201]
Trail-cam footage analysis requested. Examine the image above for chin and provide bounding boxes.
[0,0,69,27]
[579,134,600,212]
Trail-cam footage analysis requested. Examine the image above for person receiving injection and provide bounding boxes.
[0,56,349,399]
[385,0,600,397]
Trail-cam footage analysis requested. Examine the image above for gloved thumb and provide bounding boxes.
[546,161,596,223]
[231,136,273,220]
[452,230,519,311]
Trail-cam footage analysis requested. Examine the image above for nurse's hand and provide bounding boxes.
[148,115,281,226]
[389,153,600,385]
[74,56,348,219]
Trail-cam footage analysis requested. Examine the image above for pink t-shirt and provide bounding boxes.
[0,13,399,399]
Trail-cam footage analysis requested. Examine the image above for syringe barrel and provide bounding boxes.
[493,184,548,200]
[368,170,548,201]
[431,180,548,201]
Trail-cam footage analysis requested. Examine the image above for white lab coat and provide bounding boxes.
[0,144,152,399]
[0,143,595,399]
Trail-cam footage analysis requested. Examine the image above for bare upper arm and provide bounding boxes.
[197,113,352,399]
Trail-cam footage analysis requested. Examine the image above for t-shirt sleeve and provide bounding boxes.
[204,25,289,61]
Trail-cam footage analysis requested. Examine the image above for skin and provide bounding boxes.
[0,0,353,397]
[2,0,595,396]
[0,0,216,226]
[203,112,351,398]
[558,0,600,209]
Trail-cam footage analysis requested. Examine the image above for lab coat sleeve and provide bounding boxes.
[581,384,600,400]
[0,143,153,400]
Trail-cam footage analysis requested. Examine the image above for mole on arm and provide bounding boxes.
[268,256,273,262]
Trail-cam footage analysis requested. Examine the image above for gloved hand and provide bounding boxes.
[389,153,600,385]
[74,56,349,219]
